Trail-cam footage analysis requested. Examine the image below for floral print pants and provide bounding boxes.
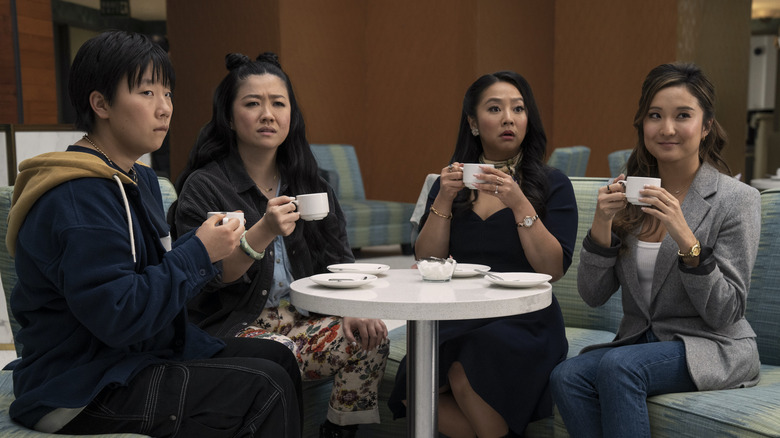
[236,300,390,425]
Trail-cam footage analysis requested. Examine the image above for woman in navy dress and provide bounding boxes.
[389,71,577,437]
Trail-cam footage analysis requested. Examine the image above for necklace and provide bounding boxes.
[83,135,137,183]
[257,173,277,193]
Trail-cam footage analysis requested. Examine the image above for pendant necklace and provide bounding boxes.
[82,135,138,183]
[258,173,277,193]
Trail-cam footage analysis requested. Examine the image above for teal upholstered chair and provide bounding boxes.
[309,144,415,252]
[0,178,179,437]
[547,146,590,177]
[607,149,633,178]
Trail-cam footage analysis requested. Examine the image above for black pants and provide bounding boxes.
[59,338,302,437]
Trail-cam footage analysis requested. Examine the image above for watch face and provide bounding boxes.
[524,217,534,227]
[692,245,701,256]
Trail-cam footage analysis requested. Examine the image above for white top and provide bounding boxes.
[636,240,662,306]
[289,269,552,321]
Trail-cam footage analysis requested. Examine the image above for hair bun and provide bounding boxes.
[225,53,251,71]
[256,52,281,68]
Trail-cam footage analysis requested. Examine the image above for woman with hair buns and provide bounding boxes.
[170,52,389,438]
[550,63,761,437]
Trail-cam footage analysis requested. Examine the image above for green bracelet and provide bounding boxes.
[239,230,265,260]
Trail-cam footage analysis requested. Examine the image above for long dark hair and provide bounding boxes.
[614,63,729,240]
[450,71,550,216]
[173,52,320,197]
[169,53,341,265]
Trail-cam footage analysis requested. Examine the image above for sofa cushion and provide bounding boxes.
[552,177,623,334]
[643,364,780,437]
[746,188,780,366]
[563,327,616,359]
[0,371,147,437]
[339,200,415,249]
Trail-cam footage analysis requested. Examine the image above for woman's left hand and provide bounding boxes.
[476,167,525,207]
[639,186,697,249]
[343,317,388,351]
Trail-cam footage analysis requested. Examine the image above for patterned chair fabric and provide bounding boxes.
[608,149,633,178]
[547,146,591,177]
[310,144,415,250]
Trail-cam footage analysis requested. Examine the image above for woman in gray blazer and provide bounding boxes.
[550,63,761,438]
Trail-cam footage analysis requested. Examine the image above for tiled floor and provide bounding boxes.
[0,245,413,368]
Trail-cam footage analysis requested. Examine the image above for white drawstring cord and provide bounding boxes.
[112,174,136,263]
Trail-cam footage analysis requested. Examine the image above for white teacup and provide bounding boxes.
[617,177,661,206]
[291,193,329,221]
[462,163,495,189]
[207,211,245,225]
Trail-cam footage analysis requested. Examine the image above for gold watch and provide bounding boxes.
[677,240,701,258]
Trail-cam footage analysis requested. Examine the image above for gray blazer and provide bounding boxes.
[578,163,761,391]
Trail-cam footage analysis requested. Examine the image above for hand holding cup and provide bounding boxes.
[197,213,245,263]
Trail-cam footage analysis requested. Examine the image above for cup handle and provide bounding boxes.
[616,180,627,188]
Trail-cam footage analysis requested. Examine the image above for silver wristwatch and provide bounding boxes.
[517,215,539,228]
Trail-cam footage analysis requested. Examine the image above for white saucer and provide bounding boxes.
[486,272,552,288]
[310,273,378,288]
[452,263,491,278]
[327,263,390,274]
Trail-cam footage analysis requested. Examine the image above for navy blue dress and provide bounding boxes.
[388,168,577,434]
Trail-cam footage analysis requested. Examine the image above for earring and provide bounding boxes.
[471,127,479,136]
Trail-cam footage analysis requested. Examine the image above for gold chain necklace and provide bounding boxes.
[257,173,277,193]
[82,135,137,183]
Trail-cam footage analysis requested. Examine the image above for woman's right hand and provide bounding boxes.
[196,214,245,263]
[259,196,299,237]
[591,174,628,247]
[438,162,465,202]
[595,175,628,222]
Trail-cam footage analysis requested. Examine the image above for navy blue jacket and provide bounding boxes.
[7,147,224,428]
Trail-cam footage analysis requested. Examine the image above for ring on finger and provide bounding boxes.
[447,164,453,172]
[494,184,499,194]
[496,176,503,186]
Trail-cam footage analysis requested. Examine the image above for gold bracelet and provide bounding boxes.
[430,206,452,220]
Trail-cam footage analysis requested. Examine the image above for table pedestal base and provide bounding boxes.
[407,320,438,438]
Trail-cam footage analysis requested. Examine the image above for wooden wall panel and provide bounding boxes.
[16,0,56,124]
[167,0,751,199]
[362,0,476,202]
[552,0,678,177]
[477,1,555,152]
[166,0,281,180]
[278,0,366,158]
[0,0,19,123]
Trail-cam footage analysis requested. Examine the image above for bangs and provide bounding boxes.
[126,50,175,91]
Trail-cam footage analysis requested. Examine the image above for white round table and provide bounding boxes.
[290,269,552,438]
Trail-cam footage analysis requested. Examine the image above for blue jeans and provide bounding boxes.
[550,331,697,438]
